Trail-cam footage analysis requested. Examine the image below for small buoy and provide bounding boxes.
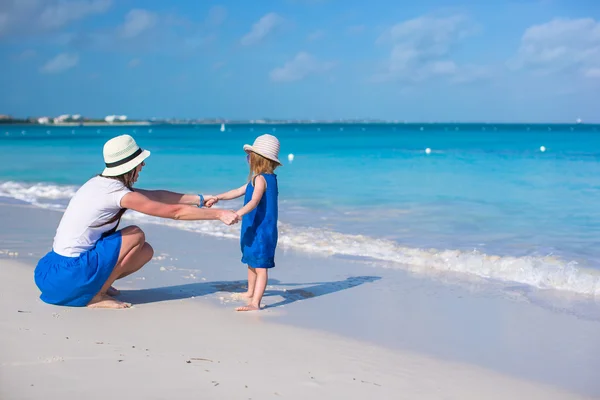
[425,148,431,154]
[288,153,295,163]
[540,146,546,152]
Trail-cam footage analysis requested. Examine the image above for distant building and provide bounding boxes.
[105,115,117,123]
[118,115,127,121]
[38,117,50,124]
[53,114,70,124]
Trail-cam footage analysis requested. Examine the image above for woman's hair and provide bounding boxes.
[94,168,137,229]
[248,152,278,182]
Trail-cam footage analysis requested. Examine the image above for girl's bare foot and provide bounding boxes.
[106,286,120,296]
[235,304,260,312]
[87,294,131,309]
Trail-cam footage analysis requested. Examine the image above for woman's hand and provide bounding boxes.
[219,210,239,225]
[204,195,219,208]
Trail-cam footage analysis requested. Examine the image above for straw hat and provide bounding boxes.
[243,134,282,166]
[102,134,151,177]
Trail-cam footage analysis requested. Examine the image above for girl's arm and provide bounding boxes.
[134,189,203,207]
[235,176,266,218]
[205,183,247,207]
[121,192,238,225]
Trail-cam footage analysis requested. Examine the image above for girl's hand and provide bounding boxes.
[204,195,219,208]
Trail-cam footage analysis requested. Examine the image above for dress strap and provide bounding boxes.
[251,173,267,188]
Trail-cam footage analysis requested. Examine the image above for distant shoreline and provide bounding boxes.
[0,121,597,127]
[0,121,152,127]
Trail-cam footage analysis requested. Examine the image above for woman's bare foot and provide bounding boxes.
[106,286,120,296]
[241,291,253,299]
[235,304,260,312]
[87,294,131,309]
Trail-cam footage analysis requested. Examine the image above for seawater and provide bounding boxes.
[1,123,600,295]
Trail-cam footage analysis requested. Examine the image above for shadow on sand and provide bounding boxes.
[119,276,381,308]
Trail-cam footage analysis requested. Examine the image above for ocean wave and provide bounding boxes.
[1,180,599,297]
[0,181,76,208]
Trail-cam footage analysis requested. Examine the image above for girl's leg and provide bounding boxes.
[88,225,154,309]
[237,268,268,311]
[243,266,257,298]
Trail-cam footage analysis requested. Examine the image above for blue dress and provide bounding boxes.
[34,230,122,307]
[240,173,278,268]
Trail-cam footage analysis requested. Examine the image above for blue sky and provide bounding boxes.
[1,0,599,122]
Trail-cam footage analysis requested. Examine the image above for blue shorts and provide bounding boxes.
[34,231,122,307]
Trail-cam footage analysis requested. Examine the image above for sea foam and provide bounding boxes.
[1,180,599,297]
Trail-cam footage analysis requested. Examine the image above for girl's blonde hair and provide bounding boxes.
[248,151,279,182]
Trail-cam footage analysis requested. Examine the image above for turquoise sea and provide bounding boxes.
[1,123,600,296]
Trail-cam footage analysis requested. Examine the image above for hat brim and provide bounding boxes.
[243,144,282,166]
[102,149,151,177]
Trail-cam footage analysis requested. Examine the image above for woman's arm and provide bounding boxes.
[235,176,266,218]
[121,192,238,224]
[205,183,247,207]
[134,189,203,206]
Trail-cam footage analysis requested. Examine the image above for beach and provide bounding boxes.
[1,202,600,399]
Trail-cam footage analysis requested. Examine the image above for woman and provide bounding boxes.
[34,134,238,309]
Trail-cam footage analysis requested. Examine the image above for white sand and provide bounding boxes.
[0,260,590,400]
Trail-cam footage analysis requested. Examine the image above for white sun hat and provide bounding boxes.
[102,134,151,177]
[243,134,282,166]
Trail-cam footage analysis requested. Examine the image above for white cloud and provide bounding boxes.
[0,13,9,35]
[206,5,227,28]
[270,52,334,82]
[12,49,37,61]
[40,53,79,74]
[307,29,324,41]
[39,0,111,29]
[0,0,111,37]
[241,12,284,46]
[120,9,157,38]
[509,18,600,78]
[373,15,486,83]
[183,34,217,50]
[128,58,141,68]
[584,68,600,78]
[347,25,365,35]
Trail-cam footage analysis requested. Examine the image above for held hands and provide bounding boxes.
[219,210,241,225]
[202,194,241,225]
[204,195,219,208]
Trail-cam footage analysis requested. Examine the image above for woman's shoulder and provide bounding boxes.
[82,176,130,194]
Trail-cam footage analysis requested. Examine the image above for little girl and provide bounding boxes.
[206,134,281,311]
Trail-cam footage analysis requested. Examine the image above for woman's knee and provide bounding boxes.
[141,242,154,262]
[121,225,146,246]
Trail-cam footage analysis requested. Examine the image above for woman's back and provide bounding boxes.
[53,176,131,257]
